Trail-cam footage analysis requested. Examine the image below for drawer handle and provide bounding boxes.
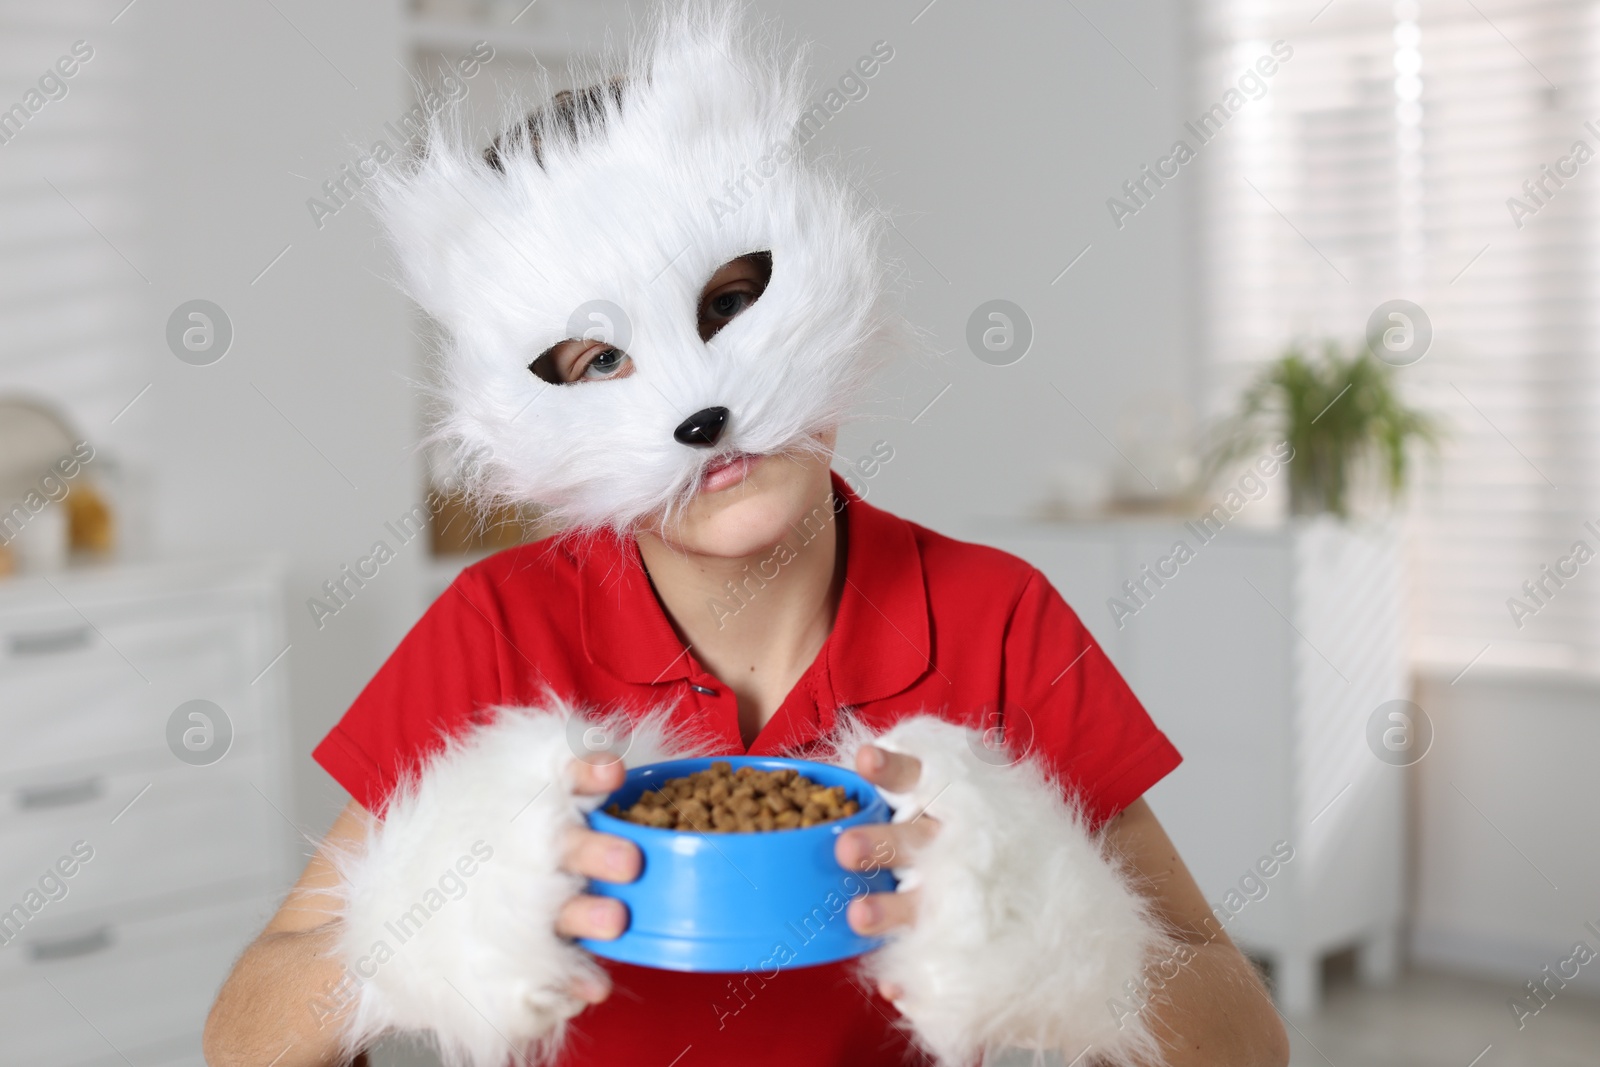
[16,777,104,810]
[29,925,113,963]
[9,626,93,656]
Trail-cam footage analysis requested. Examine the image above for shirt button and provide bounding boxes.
[688,682,718,696]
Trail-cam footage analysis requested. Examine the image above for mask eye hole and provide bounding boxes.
[697,251,772,343]
[528,340,635,384]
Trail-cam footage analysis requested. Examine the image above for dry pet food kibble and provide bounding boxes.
[606,762,860,833]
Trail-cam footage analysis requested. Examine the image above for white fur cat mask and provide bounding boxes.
[371,2,914,532]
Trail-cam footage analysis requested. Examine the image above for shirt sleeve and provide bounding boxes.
[1002,567,1182,832]
[311,568,510,815]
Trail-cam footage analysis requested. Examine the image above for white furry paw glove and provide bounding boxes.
[324,701,694,1067]
[839,715,1169,1067]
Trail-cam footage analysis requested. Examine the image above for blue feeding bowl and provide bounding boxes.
[579,756,897,973]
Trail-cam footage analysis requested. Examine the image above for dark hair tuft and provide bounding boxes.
[483,76,627,173]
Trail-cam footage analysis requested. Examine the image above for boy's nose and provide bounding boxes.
[674,406,729,446]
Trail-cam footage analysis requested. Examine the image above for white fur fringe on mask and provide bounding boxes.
[825,715,1172,1067]
[326,702,707,1067]
[369,0,922,535]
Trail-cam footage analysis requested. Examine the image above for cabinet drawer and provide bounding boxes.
[2,611,118,669]
[0,893,276,1067]
[0,609,266,774]
[0,748,290,920]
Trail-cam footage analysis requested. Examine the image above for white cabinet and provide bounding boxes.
[0,893,280,1067]
[0,558,295,1066]
[975,517,1408,1014]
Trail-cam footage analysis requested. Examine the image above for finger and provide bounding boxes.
[847,887,919,935]
[856,745,921,792]
[567,968,613,1005]
[555,893,630,940]
[562,826,642,883]
[834,817,940,871]
[877,980,904,1002]
[569,754,628,796]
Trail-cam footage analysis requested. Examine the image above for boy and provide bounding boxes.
[205,6,1288,1065]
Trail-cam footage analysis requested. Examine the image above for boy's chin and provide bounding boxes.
[654,454,835,559]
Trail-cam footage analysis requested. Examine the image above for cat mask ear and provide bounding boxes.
[369,1,919,534]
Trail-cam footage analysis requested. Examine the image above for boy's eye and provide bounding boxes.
[710,291,752,319]
[696,250,772,342]
[527,341,634,384]
[580,346,632,381]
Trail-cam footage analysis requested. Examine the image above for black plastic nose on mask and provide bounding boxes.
[674,406,730,447]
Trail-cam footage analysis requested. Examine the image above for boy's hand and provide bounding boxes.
[835,744,940,1001]
[556,754,641,1004]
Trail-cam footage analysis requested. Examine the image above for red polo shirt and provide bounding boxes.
[313,472,1180,1067]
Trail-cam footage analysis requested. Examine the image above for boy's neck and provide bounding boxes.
[635,489,847,747]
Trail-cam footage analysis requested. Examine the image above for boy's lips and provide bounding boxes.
[699,452,758,493]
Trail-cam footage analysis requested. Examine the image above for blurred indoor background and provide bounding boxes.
[1,1,1596,1064]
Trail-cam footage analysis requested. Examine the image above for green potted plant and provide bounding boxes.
[1206,340,1440,518]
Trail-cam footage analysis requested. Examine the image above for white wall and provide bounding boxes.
[1411,667,1600,997]
[122,0,412,834]
[793,0,1201,532]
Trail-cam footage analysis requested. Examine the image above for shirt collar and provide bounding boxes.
[571,529,694,686]
[824,470,931,706]
[571,470,931,705]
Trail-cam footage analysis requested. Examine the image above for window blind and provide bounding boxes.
[1197,0,1600,670]
[0,1,143,432]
